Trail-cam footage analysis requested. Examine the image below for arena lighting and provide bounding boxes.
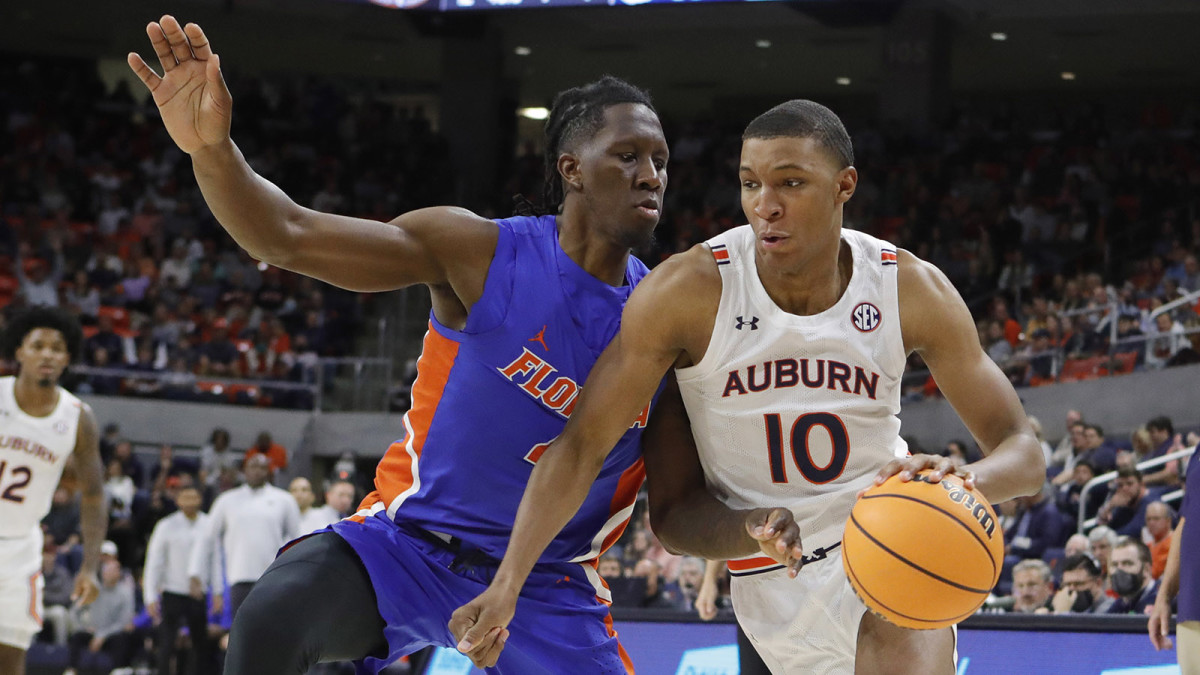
[514,45,532,56]
[836,77,851,86]
[519,107,550,120]
[991,32,1007,41]
[1061,71,1077,80]
[755,39,771,48]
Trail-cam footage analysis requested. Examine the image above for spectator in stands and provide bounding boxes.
[1064,533,1091,559]
[39,536,74,646]
[243,431,288,476]
[1107,537,1159,614]
[110,440,146,489]
[82,346,124,396]
[15,235,64,307]
[1051,420,1090,486]
[198,428,237,490]
[674,556,707,613]
[1145,502,1175,580]
[942,439,971,467]
[1142,416,1182,488]
[1007,484,1065,561]
[1052,554,1113,614]
[1145,312,1187,369]
[144,484,215,675]
[63,270,101,325]
[598,554,623,581]
[103,458,139,571]
[291,477,334,534]
[159,239,193,290]
[1056,460,1104,524]
[1009,559,1054,614]
[189,454,300,625]
[322,479,357,520]
[83,314,128,368]
[1079,424,1118,475]
[631,558,678,610]
[1049,410,1084,471]
[42,486,82,551]
[984,318,1013,365]
[1088,526,1119,584]
[1098,468,1162,537]
[1024,330,1056,385]
[197,317,239,377]
[65,559,136,675]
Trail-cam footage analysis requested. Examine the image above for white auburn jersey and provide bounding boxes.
[0,376,82,538]
[675,226,909,576]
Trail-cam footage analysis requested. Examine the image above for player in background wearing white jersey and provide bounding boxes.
[0,307,105,675]
[454,101,1045,672]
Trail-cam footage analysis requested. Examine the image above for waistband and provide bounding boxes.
[728,541,841,578]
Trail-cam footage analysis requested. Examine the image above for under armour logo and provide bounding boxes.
[736,316,759,331]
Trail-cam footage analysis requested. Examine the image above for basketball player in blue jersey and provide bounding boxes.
[0,308,105,675]
[458,101,1046,672]
[129,15,667,674]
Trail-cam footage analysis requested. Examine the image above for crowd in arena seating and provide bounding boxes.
[7,50,1200,671]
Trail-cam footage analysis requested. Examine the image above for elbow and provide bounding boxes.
[1016,439,1047,497]
[646,502,685,556]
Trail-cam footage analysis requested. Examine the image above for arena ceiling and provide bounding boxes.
[2,0,1197,116]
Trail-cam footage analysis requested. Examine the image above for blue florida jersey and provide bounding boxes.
[349,215,654,564]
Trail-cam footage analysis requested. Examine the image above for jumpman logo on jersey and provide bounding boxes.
[529,325,549,351]
[736,316,759,331]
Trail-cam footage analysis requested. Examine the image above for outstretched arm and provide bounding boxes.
[72,404,106,606]
[883,250,1044,503]
[127,16,496,308]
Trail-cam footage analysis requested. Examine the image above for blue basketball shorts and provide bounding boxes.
[330,512,634,675]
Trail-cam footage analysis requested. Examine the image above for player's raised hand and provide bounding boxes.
[745,508,805,578]
[127,16,231,155]
[449,586,514,669]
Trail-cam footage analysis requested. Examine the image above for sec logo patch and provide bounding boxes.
[852,302,881,333]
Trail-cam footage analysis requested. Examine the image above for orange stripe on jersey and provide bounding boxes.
[603,612,636,674]
[881,251,897,262]
[728,556,780,572]
[598,458,646,555]
[712,249,730,261]
[371,325,460,507]
[28,572,41,625]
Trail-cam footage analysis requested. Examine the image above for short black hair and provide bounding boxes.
[1086,424,1105,438]
[540,76,656,214]
[1,306,83,362]
[1146,416,1173,435]
[1062,553,1102,578]
[743,99,854,169]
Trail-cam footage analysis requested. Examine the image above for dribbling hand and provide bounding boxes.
[864,453,977,498]
[745,508,805,578]
[127,15,232,155]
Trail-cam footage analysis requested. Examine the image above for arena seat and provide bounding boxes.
[1058,356,1104,382]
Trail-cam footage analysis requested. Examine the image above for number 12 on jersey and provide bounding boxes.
[765,412,849,485]
[0,460,32,503]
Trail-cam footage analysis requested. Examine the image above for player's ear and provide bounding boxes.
[836,166,857,204]
[558,152,583,193]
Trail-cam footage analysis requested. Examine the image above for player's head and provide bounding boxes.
[543,76,667,249]
[738,100,857,261]
[1,306,83,388]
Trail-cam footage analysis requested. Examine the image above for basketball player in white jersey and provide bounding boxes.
[0,307,106,675]
[454,101,1045,672]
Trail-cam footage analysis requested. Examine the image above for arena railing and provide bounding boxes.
[1076,445,1196,532]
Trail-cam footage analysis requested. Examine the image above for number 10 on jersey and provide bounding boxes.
[765,412,849,485]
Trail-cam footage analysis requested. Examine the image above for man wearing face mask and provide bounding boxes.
[1052,553,1114,614]
[1107,537,1160,614]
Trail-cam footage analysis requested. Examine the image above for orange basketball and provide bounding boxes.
[842,470,1004,630]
